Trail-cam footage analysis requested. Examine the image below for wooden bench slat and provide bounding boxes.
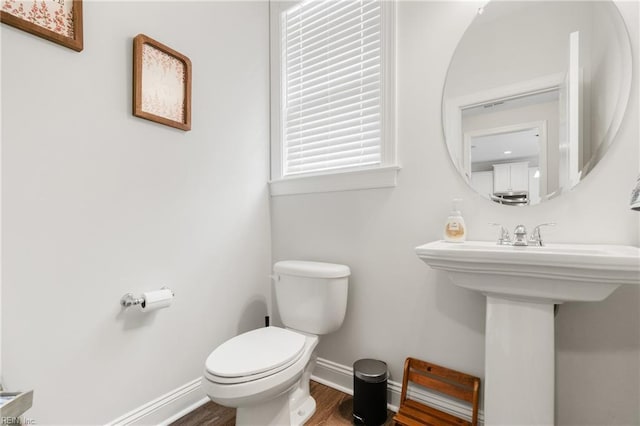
[408,372,474,403]
[402,400,470,425]
[393,412,430,426]
[395,405,468,426]
[395,357,481,426]
[408,359,477,388]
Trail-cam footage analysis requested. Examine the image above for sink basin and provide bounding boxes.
[415,240,640,425]
[416,240,640,303]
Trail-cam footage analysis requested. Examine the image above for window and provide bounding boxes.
[270,0,397,196]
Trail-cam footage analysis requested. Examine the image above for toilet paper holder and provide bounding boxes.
[120,287,174,308]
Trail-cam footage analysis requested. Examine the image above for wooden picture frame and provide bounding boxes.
[133,34,192,131]
[1,0,83,52]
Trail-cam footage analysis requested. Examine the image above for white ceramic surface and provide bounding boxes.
[416,240,640,425]
[203,261,350,425]
[205,327,306,382]
[202,333,319,425]
[274,261,350,335]
[416,240,640,303]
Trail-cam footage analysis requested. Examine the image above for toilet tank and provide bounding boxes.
[273,260,350,335]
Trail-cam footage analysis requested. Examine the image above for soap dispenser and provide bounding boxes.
[444,198,466,242]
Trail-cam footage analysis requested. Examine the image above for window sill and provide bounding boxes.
[269,165,401,196]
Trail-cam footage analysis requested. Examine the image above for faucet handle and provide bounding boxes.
[530,223,556,246]
[489,223,510,245]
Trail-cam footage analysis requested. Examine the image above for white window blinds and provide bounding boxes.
[282,0,382,176]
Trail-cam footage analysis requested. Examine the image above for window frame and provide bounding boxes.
[269,0,398,196]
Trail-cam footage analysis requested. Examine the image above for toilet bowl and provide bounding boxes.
[202,260,350,426]
[202,327,319,425]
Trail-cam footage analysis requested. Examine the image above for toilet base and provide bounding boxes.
[289,350,317,425]
[233,387,317,426]
[236,391,291,426]
[235,350,318,426]
[290,395,315,426]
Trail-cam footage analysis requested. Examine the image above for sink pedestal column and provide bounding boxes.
[485,296,554,425]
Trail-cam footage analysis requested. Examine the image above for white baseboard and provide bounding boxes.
[311,357,485,424]
[108,357,484,425]
[107,378,208,426]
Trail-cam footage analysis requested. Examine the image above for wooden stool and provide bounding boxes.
[393,357,480,426]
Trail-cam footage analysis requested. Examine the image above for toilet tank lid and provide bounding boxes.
[274,260,351,278]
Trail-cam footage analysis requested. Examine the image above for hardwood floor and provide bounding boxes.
[172,381,395,426]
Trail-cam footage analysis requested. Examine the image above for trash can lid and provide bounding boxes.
[353,358,388,383]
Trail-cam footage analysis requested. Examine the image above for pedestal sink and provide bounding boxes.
[415,240,640,425]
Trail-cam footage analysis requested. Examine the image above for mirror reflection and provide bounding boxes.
[443,1,632,206]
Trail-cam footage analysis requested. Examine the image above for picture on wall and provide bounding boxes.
[1,0,83,51]
[133,34,192,131]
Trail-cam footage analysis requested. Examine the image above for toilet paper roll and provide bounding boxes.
[140,288,173,312]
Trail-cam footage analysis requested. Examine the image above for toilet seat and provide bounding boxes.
[205,327,306,384]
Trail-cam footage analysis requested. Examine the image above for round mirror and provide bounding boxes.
[442,1,632,206]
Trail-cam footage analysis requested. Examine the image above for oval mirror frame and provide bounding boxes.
[442,1,633,206]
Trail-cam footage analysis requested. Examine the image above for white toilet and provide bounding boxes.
[202,260,350,426]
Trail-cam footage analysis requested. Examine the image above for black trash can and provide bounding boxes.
[353,358,388,425]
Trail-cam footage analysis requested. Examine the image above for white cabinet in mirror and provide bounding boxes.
[442,1,632,206]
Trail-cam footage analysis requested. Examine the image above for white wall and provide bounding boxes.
[445,1,594,99]
[271,1,639,424]
[1,1,271,423]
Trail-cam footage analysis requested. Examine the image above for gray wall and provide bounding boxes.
[1,1,271,423]
[271,1,639,424]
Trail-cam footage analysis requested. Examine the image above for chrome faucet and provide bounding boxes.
[512,225,529,246]
[491,223,555,246]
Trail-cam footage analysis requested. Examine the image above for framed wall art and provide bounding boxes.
[133,34,192,131]
[1,0,83,51]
